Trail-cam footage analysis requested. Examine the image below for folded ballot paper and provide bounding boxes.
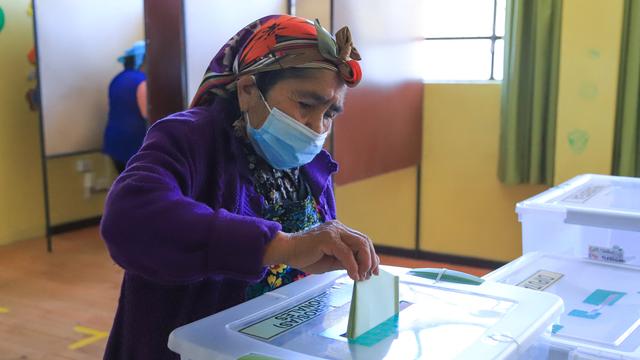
[346,269,399,339]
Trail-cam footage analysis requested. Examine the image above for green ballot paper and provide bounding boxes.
[346,269,399,339]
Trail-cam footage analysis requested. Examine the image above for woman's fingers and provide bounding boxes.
[300,255,342,274]
[364,231,378,278]
[367,241,379,278]
[372,254,380,276]
[285,221,376,281]
[335,229,371,280]
[330,221,375,279]
[323,235,360,280]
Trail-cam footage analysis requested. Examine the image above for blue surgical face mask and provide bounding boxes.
[245,89,329,170]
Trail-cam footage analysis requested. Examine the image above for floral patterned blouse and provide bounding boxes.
[237,120,325,300]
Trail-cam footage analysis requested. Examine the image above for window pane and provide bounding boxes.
[493,39,504,80]
[424,0,495,38]
[495,0,506,37]
[423,39,493,81]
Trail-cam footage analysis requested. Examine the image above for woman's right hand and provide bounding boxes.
[263,220,380,281]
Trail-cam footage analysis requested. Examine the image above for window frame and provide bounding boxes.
[423,0,504,81]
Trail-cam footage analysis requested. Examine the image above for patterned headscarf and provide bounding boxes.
[190,15,362,108]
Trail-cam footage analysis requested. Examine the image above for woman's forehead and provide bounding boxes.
[276,70,346,101]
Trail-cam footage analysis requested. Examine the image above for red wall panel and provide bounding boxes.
[332,0,425,185]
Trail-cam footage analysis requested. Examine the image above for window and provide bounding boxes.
[423,0,506,81]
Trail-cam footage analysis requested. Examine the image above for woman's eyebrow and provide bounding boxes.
[293,90,344,113]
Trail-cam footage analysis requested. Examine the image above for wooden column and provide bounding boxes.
[144,0,187,122]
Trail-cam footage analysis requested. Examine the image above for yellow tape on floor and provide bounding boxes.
[68,325,108,350]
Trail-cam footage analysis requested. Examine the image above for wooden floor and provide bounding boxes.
[0,226,491,359]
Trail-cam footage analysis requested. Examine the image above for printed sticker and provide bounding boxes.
[589,245,625,263]
[517,270,564,291]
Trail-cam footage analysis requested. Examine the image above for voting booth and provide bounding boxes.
[168,267,562,359]
[486,174,640,359]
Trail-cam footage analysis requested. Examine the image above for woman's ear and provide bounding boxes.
[236,75,258,112]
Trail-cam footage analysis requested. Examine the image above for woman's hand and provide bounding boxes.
[263,220,380,281]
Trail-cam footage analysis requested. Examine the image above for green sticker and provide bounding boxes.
[579,82,599,99]
[583,289,626,306]
[568,129,590,154]
[0,7,5,33]
[588,48,601,60]
[551,324,563,334]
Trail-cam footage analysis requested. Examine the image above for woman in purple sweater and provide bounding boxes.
[100,15,379,359]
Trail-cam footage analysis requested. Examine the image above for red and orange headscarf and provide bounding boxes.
[190,15,362,108]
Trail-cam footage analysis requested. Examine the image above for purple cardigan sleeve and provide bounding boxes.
[100,119,282,284]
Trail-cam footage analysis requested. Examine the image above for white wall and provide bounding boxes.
[35,0,144,156]
[183,0,288,104]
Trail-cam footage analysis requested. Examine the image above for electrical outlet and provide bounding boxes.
[93,177,111,191]
[76,158,93,173]
[83,172,94,199]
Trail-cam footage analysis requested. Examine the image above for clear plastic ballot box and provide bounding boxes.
[485,174,640,359]
[168,266,562,360]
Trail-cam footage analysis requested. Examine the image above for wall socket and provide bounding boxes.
[83,172,94,199]
[76,158,93,173]
[93,177,111,191]
[82,172,111,199]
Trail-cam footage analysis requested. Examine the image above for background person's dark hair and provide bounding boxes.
[123,55,136,70]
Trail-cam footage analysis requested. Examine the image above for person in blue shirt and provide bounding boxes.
[103,41,148,173]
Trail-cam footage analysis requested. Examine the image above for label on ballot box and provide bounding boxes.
[517,270,564,291]
[240,292,332,340]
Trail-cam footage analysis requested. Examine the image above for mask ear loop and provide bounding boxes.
[244,75,272,132]
[242,110,252,130]
[251,75,272,112]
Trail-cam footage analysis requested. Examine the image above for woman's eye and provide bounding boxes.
[298,102,312,109]
[324,112,337,120]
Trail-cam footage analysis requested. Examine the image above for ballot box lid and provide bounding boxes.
[486,252,640,359]
[516,174,640,266]
[169,266,562,360]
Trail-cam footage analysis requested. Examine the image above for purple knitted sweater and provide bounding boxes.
[100,98,338,359]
